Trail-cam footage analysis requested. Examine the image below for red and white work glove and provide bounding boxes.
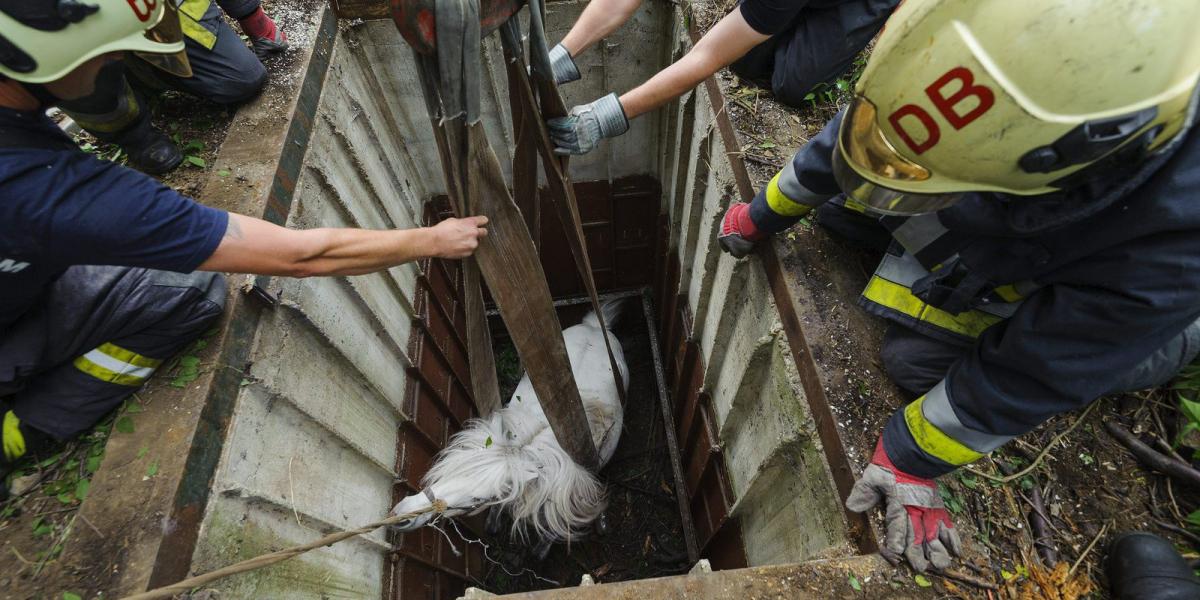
[846,439,963,572]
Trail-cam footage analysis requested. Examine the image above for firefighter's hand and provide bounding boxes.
[429,216,489,259]
[548,93,629,155]
[549,43,581,85]
[846,439,963,572]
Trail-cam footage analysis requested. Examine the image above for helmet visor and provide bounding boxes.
[835,96,960,216]
[132,1,191,78]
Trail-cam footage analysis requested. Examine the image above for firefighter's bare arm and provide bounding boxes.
[558,0,643,57]
[619,9,768,119]
[198,213,489,277]
[549,8,768,155]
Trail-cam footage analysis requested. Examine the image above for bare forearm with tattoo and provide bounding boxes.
[198,213,489,277]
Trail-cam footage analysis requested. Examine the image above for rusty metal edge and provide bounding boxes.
[144,4,341,587]
[685,15,878,555]
[642,289,702,564]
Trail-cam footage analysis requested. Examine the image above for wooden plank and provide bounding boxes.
[331,0,389,20]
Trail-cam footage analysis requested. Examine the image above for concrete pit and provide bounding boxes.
[7,1,929,598]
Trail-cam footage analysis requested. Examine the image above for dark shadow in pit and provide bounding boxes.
[480,298,692,593]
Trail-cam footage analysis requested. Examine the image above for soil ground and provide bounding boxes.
[689,0,1200,597]
[479,302,693,593]
[0,2,300,596]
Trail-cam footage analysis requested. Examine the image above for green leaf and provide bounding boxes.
[33,522,52,537]
[1001,568,1015,580]
[57,491,75,504]
[185,155,207,168]
[180,356,201,369]
[63,593,82,600]
[218,169,231,177]
[137,446,149,459]
[1180,396,1200,426]
[146,461,159,477]
[848,574,862,591]
[124,403,144,414]
[85,454,103,474]
[75,479,90,500]
[114,416,135,434]
[484,436,493,448]
[914,574,932,587]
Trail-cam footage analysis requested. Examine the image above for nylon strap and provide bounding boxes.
[411,0,601,471]
[501,4,628,406]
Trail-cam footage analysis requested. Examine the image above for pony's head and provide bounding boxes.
[390,414,540,533]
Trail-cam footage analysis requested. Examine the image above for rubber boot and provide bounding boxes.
[113,119,183,175]
[1,409,54,500]
[1107,531,1200,600]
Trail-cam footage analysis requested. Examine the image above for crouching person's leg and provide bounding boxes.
[1109,317,1200,394]
[57,60,184,175]
[0,267,225,480]
[760,0,899,108]
[127,1,268,106]
[879,324,971,396]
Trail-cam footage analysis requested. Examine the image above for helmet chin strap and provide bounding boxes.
[21,82,61,110]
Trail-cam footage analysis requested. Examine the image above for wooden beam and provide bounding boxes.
[331,0,389,20]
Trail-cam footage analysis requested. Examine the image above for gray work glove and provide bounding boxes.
[547,93,629,156]
[846,439,963,572]
[549,43,581,85]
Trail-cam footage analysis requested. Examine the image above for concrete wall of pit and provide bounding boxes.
[183,1,853,597]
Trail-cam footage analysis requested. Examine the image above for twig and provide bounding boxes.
[1069,522,1110,577]
[1105,420,1200,488]
[928,567,999,591]
[878,546,997,589]
[121,504,445,600]
[1027,484,1059,566]
[1153,519,1200,546]
[966,401,1101,484]
[78,512,103,538]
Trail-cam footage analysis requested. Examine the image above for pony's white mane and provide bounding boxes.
[420,303,627,542]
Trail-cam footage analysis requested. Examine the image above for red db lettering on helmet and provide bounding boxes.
[887,66,996,155]
[126,0,158,22]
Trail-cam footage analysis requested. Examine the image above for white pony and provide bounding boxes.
[391,300,627,548]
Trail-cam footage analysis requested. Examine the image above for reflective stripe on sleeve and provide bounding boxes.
[764,161,831,217]
[920,380,1013,453]
[179,0,218,50]
[903,394,984,466]
[73,342,163,387]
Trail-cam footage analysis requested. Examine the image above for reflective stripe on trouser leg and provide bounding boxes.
[73,342,163,387]
[860,251,1018,343]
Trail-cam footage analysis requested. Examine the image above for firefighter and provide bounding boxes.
[717,0,1200,585]
[56,0,289,174]
[0,0,488,493]
[545,0,899,155]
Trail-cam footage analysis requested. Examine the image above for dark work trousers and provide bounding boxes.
[58,0,267,141]
[0,267,225,439]
[813,200,1200,397]
[729,0,899,108]
[880,319,1200,397]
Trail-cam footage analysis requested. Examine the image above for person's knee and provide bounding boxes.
[147,270,228,316]
[207,61,267,105]
[880,326,965,395]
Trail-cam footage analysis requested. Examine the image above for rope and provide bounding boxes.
[120,502,446,600]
